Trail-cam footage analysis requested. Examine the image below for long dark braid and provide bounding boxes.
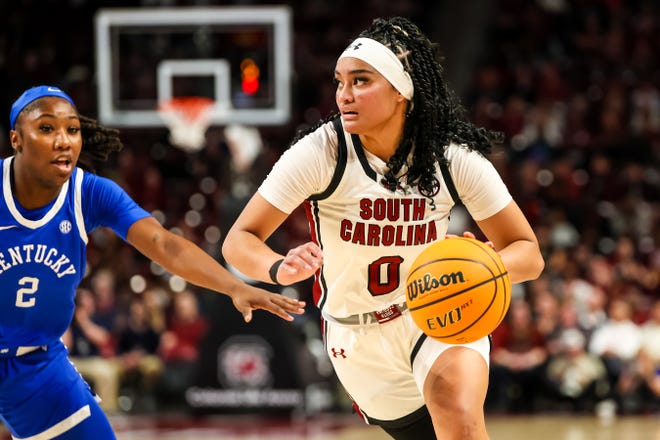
[78,115,124,172]
[361,17,503,197]
[290,17,503,200]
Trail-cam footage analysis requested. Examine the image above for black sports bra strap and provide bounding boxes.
[440,160,461,205]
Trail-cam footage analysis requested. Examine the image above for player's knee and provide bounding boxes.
[427,384,486,422]
[425,348,489,409]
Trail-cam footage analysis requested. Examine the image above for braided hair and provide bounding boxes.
[78,115,124,172]
[290,17,503,200]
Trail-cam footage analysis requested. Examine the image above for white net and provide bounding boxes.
[158,97,214,152]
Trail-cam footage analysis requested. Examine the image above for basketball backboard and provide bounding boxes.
[94,6,292,127]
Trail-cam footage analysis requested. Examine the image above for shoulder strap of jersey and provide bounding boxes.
[440,159,461,205]
[308,118,347,201]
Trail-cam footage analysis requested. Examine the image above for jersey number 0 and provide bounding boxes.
[368,256,404,296]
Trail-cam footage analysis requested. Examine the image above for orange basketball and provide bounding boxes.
[405,237,511,344]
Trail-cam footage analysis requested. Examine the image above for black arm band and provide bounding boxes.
[269,258,285,284]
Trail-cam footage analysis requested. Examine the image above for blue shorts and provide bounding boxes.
[0,341,116,439]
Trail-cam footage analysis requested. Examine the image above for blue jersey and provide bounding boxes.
[0,156,150,348]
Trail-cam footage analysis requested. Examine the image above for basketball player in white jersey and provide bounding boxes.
[224,17,544,440]
[0,85,305,440]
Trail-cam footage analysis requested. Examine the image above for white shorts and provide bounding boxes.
[324,310,490,422]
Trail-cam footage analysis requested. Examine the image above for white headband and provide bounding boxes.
[338,37,414,100]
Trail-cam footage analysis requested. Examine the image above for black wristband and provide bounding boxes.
[269,258,285,284]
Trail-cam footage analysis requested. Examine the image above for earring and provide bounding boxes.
[406,101,415,117]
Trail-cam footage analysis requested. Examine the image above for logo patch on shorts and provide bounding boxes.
[330,348,347,358]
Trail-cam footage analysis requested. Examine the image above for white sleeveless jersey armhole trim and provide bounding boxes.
[73,169,88,244]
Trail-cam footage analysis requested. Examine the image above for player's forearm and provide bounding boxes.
[498,239,544,284]
[128,219,243,295]
[222,229,282,284]
[158,234,245,294]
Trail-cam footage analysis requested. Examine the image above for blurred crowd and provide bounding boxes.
[470,0,659,416]
[0,0,658,417]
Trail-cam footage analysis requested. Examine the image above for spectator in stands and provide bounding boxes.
[89,268,121,335]
[545,328,608,412]
[588,297,643,411]
[489,299,549,413]
[115,297,164,412]
[639,299,660,411]
[544,301,589,356]
[529,282,560,340]
[63,288,121,413]
[157,289,208,406]
[620,299,660,413]
[142,286,168,335]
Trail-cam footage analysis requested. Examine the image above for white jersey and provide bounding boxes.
[258,119,512,319]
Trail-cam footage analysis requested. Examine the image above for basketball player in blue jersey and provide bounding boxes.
[0,85,305,440]
[224,17,544,440]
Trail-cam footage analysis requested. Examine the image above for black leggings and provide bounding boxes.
[375,406,436,440]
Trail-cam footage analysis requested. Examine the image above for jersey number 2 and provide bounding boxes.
[16,277,39,308]
[368,256,404,296]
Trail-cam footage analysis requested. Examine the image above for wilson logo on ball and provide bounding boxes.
[406,271,466,302]
[405,237,511,344]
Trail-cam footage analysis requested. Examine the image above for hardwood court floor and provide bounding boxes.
[105,413,660,440]
[1,413,658,439]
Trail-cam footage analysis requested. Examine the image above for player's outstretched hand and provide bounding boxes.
[230,284,306,323]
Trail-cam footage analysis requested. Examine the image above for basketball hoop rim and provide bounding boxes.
[158,96,215,152]
[158,96,215,115]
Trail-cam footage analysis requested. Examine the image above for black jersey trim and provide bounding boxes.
[350,133,378,181]
[308,118,348,201]
[314,201,330,312]
[307,119,461,206]
[410,333,427,366]
[304,199,329,312]
[351,130,461,205]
